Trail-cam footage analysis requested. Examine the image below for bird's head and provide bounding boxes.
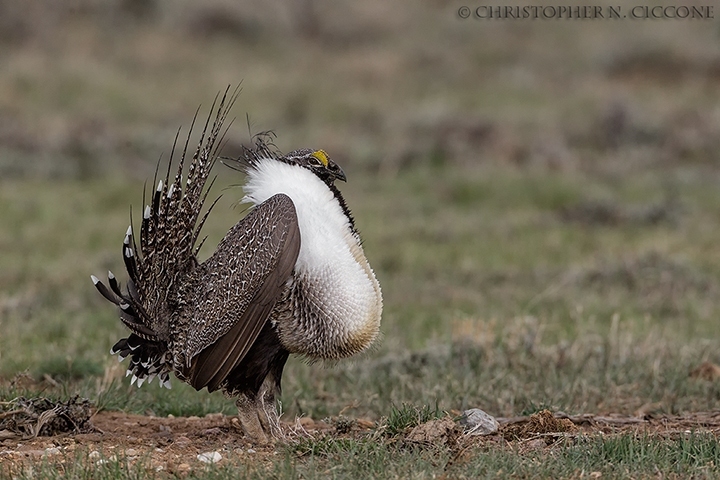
[280,149,347,184]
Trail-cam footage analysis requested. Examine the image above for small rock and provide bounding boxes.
[44,447,61,456]
[167,414,175,419]
[205,413,224,420]
[197,451,222,464]
[187,416,200,421]
[88,450,101,459]
[96,455,116,466]
[201,427,222,436]
[22,450,46,457]
[177,463,191,472]
[459,408,499,436]
[525,438,547,449]
[247,448,256,454]
[406,418,458,445]
[690,361,720,381]
[125,448,139,457]
[175,436,191,445]
[297,417,314,427]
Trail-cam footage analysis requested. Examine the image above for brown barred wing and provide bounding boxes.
[183,193,300,392]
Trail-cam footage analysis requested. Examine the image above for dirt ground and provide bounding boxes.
[3,409,720,475]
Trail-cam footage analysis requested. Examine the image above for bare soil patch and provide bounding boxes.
[2,408,720,475]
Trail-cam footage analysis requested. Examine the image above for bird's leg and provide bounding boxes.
[236,393,270,445]
[235,376,282,445]
[259,376,283,438]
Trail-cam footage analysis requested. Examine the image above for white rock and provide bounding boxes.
[197,451,222,464]
[125,448,139,457]
[44,447,61,456]
[458,408,499,436]
[96,454,117,466]
[88,450,101,459]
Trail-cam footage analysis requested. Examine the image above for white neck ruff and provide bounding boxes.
[241,158,382,358]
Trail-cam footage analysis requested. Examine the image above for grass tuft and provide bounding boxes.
[383,402,443,436]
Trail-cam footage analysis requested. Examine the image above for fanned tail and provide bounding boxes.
[91,86,240,388]
[135,86,239,319]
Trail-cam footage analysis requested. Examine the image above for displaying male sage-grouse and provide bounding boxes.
[91,90,382,444]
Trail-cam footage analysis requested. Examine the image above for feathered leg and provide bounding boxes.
[236,372,285,444]
[227,322,289,444]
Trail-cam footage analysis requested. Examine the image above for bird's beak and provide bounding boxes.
[334,166,347,182]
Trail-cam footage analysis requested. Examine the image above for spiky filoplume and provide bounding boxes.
[92,88,382,444]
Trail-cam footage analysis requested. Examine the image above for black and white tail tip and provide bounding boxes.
[110,337,172,389]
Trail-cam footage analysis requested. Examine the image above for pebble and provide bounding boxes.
[125,448,139,457]
[297,417,314,427]
[525,438,546,449]
[458,408,499,436]
[197,451,222,464]
[177,463,191,472]
[44,447,61,456]
[247,448,256,454]
[88,450,101,459]
[96,455,116,466]
[20,450,46,457]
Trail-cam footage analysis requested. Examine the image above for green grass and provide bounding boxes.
[383,402,443,436]
[7,434,719,479]
[7,166,720,418]
[3,0,720,477]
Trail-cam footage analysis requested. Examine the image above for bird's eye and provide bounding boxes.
[310,150,329,168]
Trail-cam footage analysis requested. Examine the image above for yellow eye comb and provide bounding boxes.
[311,150,329,167]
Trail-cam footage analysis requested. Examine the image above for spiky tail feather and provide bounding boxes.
[92,86,240,388]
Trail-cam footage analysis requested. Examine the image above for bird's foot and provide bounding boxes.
[235,392,282,445]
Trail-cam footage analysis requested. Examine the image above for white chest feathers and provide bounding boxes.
[242,158,382,358]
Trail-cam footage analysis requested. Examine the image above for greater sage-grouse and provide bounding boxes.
[91,90,383,444]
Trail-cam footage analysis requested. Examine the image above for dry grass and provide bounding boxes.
[2,0,720,477]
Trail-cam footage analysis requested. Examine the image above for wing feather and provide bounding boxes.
[184,193,300,391]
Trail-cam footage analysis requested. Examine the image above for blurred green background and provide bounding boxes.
[2,0,720,420]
